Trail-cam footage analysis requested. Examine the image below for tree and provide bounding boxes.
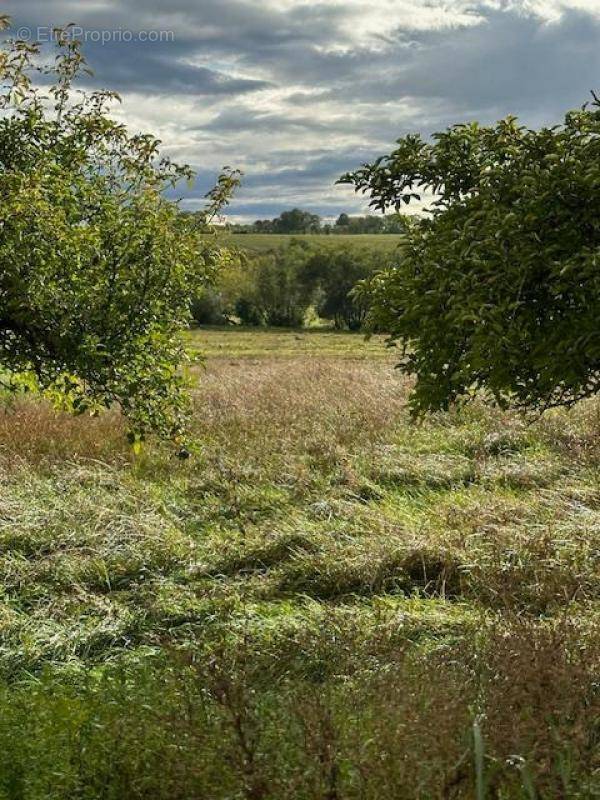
[340,100,600,415]
[249,209,321,235]
[300,248,379,330]
[190,290,228,326]
[381,213,409,234]
[190,255,250,326]
[0,20,239,443]
[239,242,313,326]
[253,219,275,233]
[331,213,406,234]
[273,209,321,234]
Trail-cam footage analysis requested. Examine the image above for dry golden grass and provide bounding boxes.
[192,357,407,457]
[0,398,129,467]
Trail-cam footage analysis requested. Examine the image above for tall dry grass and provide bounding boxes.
[0,398,129,467]
[192,357,408,452]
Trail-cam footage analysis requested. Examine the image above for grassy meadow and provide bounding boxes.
[222,231,404,254]
[0,327,599,798]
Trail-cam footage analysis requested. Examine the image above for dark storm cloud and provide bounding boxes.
[3,1,600,218]
[83,39,270,96]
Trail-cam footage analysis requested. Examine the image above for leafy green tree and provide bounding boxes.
[235,296,264,326]
[190,290,228,326]
[245,209,321,235]
[234,241,314,326]
[380,213,409,234]
[331,213,407,234]
[253,219,275,233]
[0,20,239,442]
[300,248,379,330]
[341,101,600,414]
[190,255,251,326]
[254,247,311,326]
[273,208,321,234]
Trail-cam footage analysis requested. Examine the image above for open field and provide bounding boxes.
[186,325,391,359]
[0,328,599,798]
[220,232,404,254]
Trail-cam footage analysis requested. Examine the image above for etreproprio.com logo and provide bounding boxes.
[16,26,175,44]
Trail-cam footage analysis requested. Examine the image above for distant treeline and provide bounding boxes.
[225,208,408,235]
[192,238,397,330]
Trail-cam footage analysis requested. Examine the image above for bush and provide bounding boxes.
[190,290,229,326]
[235,242,314,327]
[235,297,264,326]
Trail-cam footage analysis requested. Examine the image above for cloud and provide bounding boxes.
[3,0,600,219]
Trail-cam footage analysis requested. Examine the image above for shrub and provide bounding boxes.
[190,290,229,326]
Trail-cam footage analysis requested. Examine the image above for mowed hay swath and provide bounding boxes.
[0,329,599,798]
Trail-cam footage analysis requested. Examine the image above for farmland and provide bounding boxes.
[220,231,404,254]
[0,327,598,798]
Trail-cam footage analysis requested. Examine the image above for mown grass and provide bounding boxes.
[186,326,391,360]
[220,232,404,254]
[0,328,599,798]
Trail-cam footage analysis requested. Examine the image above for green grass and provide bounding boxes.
[186,325,392,359]
[0,328,599,798]
[220,231,404,254]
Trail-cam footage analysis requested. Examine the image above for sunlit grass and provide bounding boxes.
[220,231,405,254]
[0,328,599,797]
[186,325,393,359]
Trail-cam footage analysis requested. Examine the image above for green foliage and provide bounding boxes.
[333,212,407,234]
[230,209,407,235]
[245,207,321,234]
[300,248,382,330]
[190,289,229,326]
[342,101,600,414]
[253,251,310,326]
[198,236,401,330]
[0,23,239,441]
[233,241,315,327]
[234,295,264,326]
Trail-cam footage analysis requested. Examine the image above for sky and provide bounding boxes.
[4,0,600,221]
